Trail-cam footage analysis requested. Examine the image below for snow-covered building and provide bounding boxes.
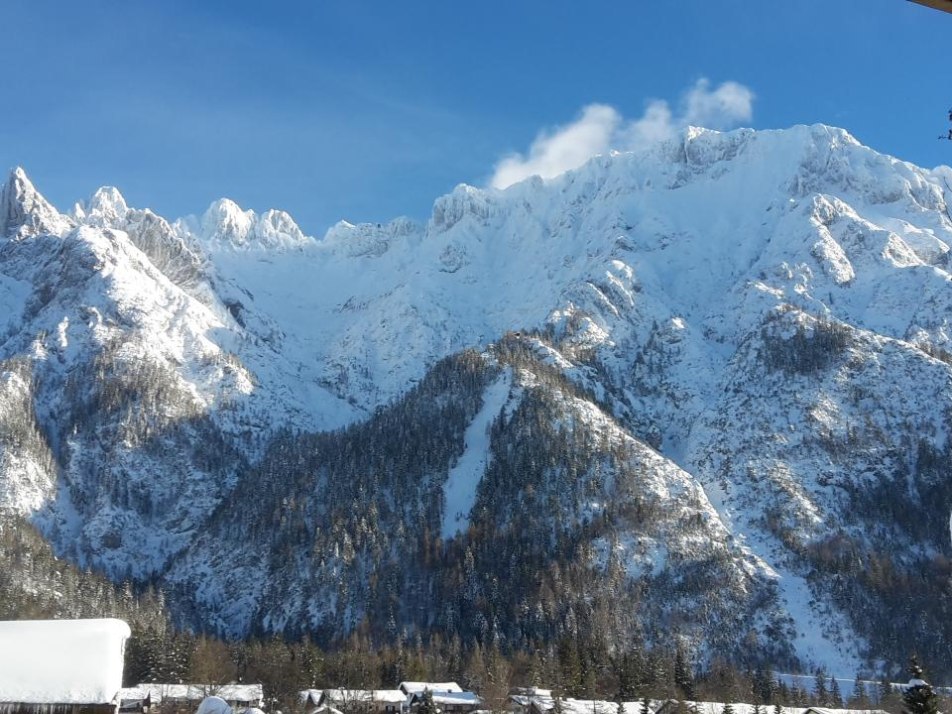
[136,685,263,712]
[406,691,480,714]
[301,690,405,714]
[516,696,654,714]
[118,688,152,714]
[0,618,131,714]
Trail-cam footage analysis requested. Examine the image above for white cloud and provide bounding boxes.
[489,78,755,190]
[490,104,621,190]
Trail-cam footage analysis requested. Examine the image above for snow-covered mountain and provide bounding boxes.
[3,124,952,678]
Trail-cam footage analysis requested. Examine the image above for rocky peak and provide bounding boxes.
[82,186,130,228]
[0,167,72,239]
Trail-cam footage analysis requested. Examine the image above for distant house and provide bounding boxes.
[0,618,131,714]
[118,688,153,714]
[398,684,479,714]
[301,690,406,714]
[137,684,264,712]
[298,690,343,714]
[507,687,551,714]
[406,691,481,714]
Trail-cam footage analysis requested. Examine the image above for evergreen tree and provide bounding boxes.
[902,658,939,714]
[880,676,895,707]
[814,672,829,707]
[640,698,651,714]
[849,676,870,710]
[829,678,843,708]
[675,648,695,700]
[417,690,439,714]
[722,703,735,714]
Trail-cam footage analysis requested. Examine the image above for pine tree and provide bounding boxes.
[902,658,939,714]
[417,690,439,714]
[849,675,870,710]
[722,703,735,714]
[814,672,829,707]
[674,648,695,701]
[829,678,843,708]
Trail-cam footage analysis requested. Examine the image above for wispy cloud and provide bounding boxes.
[490,79,755,189]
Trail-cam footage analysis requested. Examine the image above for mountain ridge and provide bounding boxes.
[2,123,952,678]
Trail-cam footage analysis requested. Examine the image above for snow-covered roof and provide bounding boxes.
[119,688,150,701]
[323,690,407,704]
[400,683,463,695]
[0,618,130,705]
[522,696,658,714]
[510,689,552,698]
[300,691,324,706]
[659,703,808,714]
[138,684,263,703]
[561,699,648,714]
[428,693,481,706]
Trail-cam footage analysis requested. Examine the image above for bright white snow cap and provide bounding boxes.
[0,618,131,704]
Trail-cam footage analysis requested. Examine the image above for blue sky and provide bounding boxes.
[2,0,949,234]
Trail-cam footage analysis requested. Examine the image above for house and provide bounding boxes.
[508,688,551,714]
[118,688,152,714]
[406,691,481,714]
[301,690,406,714]
[137,684,264,712]
[297,690,342,714]
[0,618,131,714]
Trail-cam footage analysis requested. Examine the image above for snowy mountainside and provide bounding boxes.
[2,124,952,676]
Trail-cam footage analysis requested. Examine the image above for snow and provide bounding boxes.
[196,697,232,714]
[429,693,481,706]
[441,370,512,539]
[670,704,804,714]
[0,618,130,704]
[322,690,406,705]
[139,684,263,705]
[519,695,660,714]
[398,683,463,695]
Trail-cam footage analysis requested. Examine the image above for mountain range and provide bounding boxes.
[3,124,952,679]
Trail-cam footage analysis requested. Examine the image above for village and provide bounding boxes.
[0,620,942,714]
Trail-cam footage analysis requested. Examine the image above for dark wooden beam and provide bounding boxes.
[908,0,952,14]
